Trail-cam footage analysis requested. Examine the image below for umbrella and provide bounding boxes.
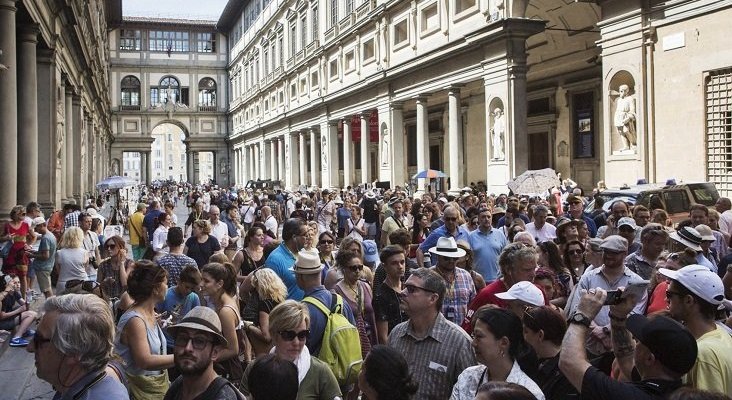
[96,175,137,191]
[507,168,559,195]
[412,169,448,179]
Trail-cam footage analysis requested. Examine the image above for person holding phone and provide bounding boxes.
[563,235,647,370]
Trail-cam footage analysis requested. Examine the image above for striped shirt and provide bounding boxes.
[389,313,476,400]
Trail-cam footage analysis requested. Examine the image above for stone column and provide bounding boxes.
[64,86,74,201]
[447,87,462,195]
[16,24,40,204]
[360,113,370,184]
[299,132,307,186]
[415,96,429,195]
[277,137,285,185]
[289,133,300,189]
[36,48,58,212]
[0,0,18,218]
[309,129,318,187]
[342,119,352,188]
[255,143,261,179]
[270,140,277,181]
[87,118,95,192]
[382,102,405,185]
[72,96,83,203]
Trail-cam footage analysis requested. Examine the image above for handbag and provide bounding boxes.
[0,241,11,259]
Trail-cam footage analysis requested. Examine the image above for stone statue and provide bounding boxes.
[55,99,65,167]
[613,84,637,151]
[491,107,505,160]
[166,84,176,104]
[381,128,390,166]
[111,159,120,176]
[321,135,328,170]
[489,0,505,21]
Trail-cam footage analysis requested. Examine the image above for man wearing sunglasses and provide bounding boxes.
[29,294,129,399]
[165,306,243,399]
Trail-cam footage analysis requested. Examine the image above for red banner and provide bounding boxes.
[335,111,379,142]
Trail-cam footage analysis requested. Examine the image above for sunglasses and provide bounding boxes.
[319,240,334,245]
[279,329,310,341]
[568,249,583,255]
[105,244,117,250]
[175,335,213,350]
[444,217,458,222]
[665,290,685,300]
[404,283,437,294]
[346,264,364,272]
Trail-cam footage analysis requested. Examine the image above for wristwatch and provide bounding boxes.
[568,312,592,328]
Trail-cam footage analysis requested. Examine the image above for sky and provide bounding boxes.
[123,0,230,21]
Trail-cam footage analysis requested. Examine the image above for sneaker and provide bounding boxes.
[22,329,35,338]
[9,337,29,347]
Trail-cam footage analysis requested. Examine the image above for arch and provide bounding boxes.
[198,77,217,108]
[159,75,181,104]
[151,119,190,139]
[121,75,140,107]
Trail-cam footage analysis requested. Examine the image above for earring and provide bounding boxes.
[500,350,505,358]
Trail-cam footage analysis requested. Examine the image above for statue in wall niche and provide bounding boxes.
[56,99,65,167]
[322,135,328,170]
[381,128,390,166]
[491,107,506,160]
[489,0,505,21]
[613,84,637,152]
[111,159,120,176]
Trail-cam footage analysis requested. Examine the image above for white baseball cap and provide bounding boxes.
[658,264,725,306]
[495,281,544,306]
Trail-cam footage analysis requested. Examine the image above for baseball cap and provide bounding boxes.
[658,264,725,305]
[495,281,544,306]
[31,216,47,227]
[626,314,697,375]
[617,217,637,230]
[362,240,379,264]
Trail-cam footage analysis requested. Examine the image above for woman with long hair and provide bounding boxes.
[97,235,134,300]
[152,212,173,258]
[536,241,573,308]
[451,307,544,400]
[358,345,418,400]
[115,261,174,399]
[200,262,247,385]
[244,268,287,356]
[240,223,266,277]
[242,300,341,399]
[1,205,32,299]
[562,240,587,282]
[54,227,89,295]
[410,213,431,266]
[334,250,378,356]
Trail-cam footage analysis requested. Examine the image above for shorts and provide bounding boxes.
[34,269,52,293]
[0,307,20,330]
[363,222,378,239]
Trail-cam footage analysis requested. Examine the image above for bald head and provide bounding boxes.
[208,205,220,223]
[715,197,731,213]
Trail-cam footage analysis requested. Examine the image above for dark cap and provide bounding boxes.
[626,314,697,375]
[567,194,583,204]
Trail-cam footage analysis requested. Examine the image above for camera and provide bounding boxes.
[89,256,99,269]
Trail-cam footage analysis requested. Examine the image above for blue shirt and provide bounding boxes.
[468,227,508,282]
[265,242,302,300]
[157,286,201,348]
[564,212,598,238]
[337,207,351,229]
[303,285,355,357]
[419,225,470,266]
[143,209,165,243]
[53,369,129,400]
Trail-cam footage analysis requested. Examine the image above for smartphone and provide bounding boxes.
[604,290,622,305]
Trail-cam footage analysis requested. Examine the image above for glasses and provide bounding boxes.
[668,253,681,261]
[346,264,364,272]
[105,244,117,250]
[471,220,479,225]
[404,284,437,295]
[279,329,310,341]
[32,332,52,350]
[523,306,537,323]
[568,249,583,255]
[175,335,213,350]
[319,240,334,245]
[444,217,458,222]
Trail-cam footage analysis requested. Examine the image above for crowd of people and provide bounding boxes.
[1,180,732,400]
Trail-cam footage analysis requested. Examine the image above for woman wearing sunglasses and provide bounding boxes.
[97,235,133,300]
[334,250,378,355]
[242,300,342,400]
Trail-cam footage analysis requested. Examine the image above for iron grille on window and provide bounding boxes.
[706,68,732,195]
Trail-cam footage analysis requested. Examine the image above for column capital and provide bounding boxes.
[414,95,429,103]
[390,101,404,110]
[0,0,18,13]
[444,85,463,93]
[17,23,40,43]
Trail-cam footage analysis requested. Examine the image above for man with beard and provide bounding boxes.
[429,237,475,325]
[165,306,244,400]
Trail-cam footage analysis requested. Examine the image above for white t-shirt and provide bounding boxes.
[210,221,229,248]
[525,222,557,243]
[264,215,278,239]
[240,204,256,224]
[347,218,365,241]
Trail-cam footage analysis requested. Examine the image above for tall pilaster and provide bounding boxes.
[447,87,462,195]
[342,119,352,188]
[299,132,307,186]
[141,152,148,185]
[380,102,405,185]
[17,24,40,204]
[360,113,370,184]
[415,96,429,195]
[309,129,318,187]
[269,140,277,181]
[71,96,83,203]
[36,47,58,211]
[277,137,285,185]
[288,133,300,189]
[321,121,338,188]
[64,85,74,201]
[0,0,17,218]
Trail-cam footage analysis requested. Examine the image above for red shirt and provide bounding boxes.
[646,280,669,315]
[461,279,509,333]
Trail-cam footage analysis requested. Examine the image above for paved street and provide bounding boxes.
[0,202,191,399]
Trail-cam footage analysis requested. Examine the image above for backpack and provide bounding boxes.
[303,293,363,386]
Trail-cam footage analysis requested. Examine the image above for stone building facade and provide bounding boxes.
[108,16,230,186]
[220,0,732,196]
[0,0,114,218]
